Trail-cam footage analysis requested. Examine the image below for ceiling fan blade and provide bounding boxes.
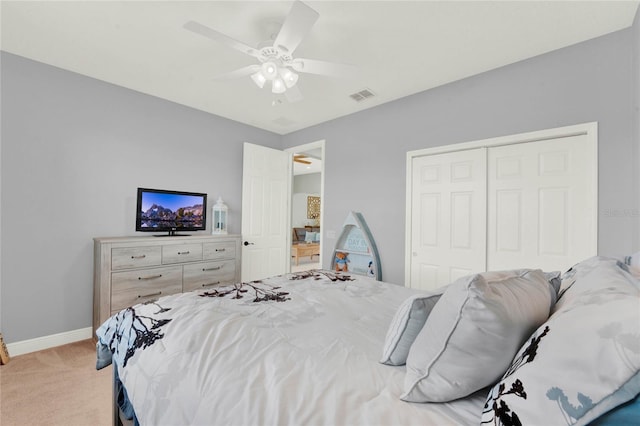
[273,1,319,55]
[213,65,261,80]
[294,156,311,164]
[184,21,261,59]
[285,84,304,103]
[291,58,358,79]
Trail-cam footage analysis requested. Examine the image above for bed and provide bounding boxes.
[96,256,640,426]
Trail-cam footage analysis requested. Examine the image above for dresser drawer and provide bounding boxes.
[203,241,236,260]
[111,266,183,311]
[183,260,237,292]
[162,243,203,264]
[112,246,162,270]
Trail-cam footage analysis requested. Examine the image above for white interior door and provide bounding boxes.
[409,148,487,290]
[241,143,292,281]
[487,135,597,272]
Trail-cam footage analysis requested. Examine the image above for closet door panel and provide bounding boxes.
[538,188,569,256]
[410,148,486,290]
[487,135,596,272]
[495,190,522,252]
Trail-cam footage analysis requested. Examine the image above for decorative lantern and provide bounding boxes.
[212,196,228,234]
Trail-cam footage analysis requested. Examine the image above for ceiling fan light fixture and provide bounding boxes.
[262,61,279,80]
[272,77,286,94]
[251,71,267,88]
[280,68,299,88]
[184,1,352,104]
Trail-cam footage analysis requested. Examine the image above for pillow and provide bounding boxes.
[544,271,562,297]
[379,288,445,366]
[481,257,640,426]
[544,270,562,312]
[630,265,640,279]
[402,269,553,403]
[556,257,638,309]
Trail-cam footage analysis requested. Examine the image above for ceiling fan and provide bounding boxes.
[183,1,356,102]
[293,154,312,164]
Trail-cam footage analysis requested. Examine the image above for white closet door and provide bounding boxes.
[487,135,597,272]
[409,148,487,290]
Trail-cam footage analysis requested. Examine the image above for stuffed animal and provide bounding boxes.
[335,252,349,272]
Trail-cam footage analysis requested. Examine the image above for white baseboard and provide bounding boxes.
[6,327,93,357]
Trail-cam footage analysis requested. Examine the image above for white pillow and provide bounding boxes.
[380,288,445,366]
[481,257,640,426]
[402,269,552,403]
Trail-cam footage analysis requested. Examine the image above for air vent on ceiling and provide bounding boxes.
[349,88,375,102]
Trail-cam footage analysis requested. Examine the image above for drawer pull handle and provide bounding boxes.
[203,266,222,271]
[215,248,226,252]
[131,255,146,259]
[178,251,190,255]
[138,291,162,299]
[138,274,162,280]
[202,281,220,288]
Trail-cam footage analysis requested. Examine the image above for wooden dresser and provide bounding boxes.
[93,234,241,335]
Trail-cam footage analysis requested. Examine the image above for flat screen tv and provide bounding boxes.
[136,188,207,236]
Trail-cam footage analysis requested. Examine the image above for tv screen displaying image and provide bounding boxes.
[136,188,207,236]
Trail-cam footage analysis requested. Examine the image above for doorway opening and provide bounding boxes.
[286,140,325,273]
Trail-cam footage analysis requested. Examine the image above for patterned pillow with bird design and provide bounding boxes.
[481,257,640,426]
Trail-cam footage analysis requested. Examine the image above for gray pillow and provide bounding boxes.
[402,269,552,403]
[379,289,445,366]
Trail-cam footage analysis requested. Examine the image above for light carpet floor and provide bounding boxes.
[291,258,321,273]
[0,339,112,426]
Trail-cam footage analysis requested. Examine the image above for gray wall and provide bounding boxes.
[293,173,321,194]
[2,15,639,344]
[283,26,639,286]
[0,52,280,343]
[292,173,322,227]
[634,8,640,249]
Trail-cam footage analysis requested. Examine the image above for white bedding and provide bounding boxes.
[97,270,487,425]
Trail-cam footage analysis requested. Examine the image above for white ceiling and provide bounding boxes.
[2,1,638,135]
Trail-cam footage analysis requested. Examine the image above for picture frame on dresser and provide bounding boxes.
[92,234,241,336]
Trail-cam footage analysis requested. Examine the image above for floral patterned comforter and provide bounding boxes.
[96,270,487,426]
